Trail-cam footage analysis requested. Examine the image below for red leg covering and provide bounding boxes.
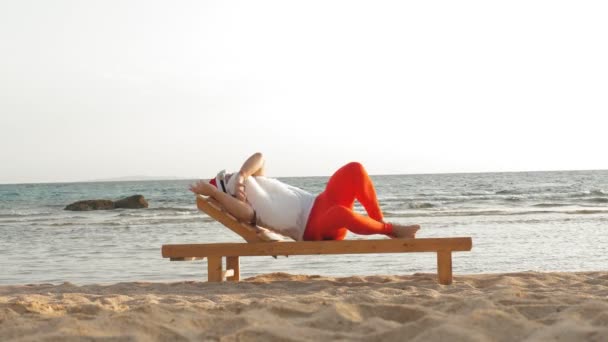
[303,162,393,241]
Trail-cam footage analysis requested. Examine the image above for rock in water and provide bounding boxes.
[114,195,149,209]
[64,195,149,211]
[64,200,115,211]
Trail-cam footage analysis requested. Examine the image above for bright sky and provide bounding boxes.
[1,1,607,184]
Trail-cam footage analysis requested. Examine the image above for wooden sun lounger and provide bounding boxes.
[162,195,473,285]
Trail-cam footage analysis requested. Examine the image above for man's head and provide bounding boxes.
[208,170,231,193]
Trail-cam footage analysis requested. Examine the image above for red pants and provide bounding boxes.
[303,162,393,241]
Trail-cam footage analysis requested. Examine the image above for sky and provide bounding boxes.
[1,0,607,184]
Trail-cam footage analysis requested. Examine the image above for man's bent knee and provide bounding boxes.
[341,162,366,175]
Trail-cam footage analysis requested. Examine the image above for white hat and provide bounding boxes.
[209,169,229,193]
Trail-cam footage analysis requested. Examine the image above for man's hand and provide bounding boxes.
[235,183,247,202]
[189,180,217,196]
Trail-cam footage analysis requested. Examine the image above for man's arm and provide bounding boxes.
[238,152,265,178]
[189,152,266,222]
[233,152,265,201]
[189,180,254,223]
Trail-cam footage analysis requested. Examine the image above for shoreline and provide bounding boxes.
[2,271,607,341]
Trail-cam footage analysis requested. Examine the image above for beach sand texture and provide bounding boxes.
[1,272,607,341]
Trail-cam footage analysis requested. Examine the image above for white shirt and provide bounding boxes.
[226,175,315,241]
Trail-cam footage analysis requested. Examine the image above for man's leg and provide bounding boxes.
[306,205,419,240]
[323,162,384,221]
[303,162,420,241]
[320,205,391,239]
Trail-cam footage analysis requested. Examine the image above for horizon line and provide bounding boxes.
[1,168,607,186]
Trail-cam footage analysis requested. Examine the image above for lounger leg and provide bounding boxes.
[437,251,453,285]
[207,256,223,282]
[226,256,240,282]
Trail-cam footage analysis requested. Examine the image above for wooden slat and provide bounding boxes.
[225,256,240,282]
[197,196,264,243]
[207,256,222,282]
[162,237,472,258]
[437,251,453,285]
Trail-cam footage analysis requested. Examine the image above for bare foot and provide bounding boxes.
[389,224,420,239]
[189,180,217,196]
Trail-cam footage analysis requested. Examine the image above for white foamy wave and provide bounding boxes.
[384,208,608,218]
[532,203,571,208]
[407,202,435,209]
[571,189,608,197]
[586,197,608,203]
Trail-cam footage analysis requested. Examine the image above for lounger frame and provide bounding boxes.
[162,196,473,285]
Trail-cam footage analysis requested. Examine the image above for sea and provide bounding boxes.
[1,170,607,285]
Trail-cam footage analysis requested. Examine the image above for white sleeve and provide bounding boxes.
[226,172,238,196]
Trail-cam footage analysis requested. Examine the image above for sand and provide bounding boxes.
[1,271,607,341]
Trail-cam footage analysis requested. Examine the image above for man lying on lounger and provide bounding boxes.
[189,152,420,241]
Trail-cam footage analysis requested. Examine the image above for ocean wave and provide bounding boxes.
[117,207,198,217]
[0,212,54,218]
[387,196,490,204]
[401,194,528,203]
[504,196,523,202]
[568,209,608,215]
[383,191,608,205]
[585,197,608,203]
[0,214,24,219]
[495,190,523,195]
[378,197,411,203]
[407,202,435,209]
[148,207,197,212]
[384,208,608,218]
[140,217,215,225]
[49,221,124,227]
[495,188,593,197]
[0,191,20,197]
[533,203,572,208]
[571,190,608,198]
[46,216,214,227]
[461,191,495,196]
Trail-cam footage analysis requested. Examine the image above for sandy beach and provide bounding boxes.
[1,272,607,341]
